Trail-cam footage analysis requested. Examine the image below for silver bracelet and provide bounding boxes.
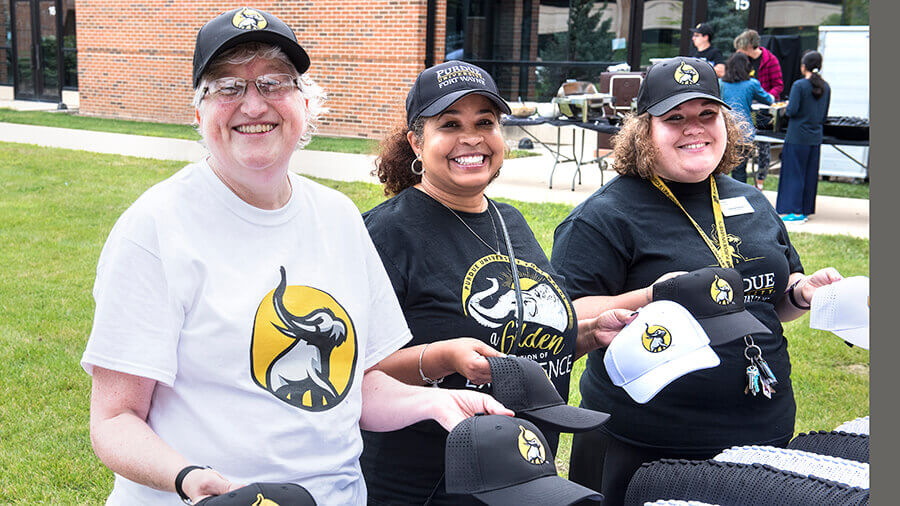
[418,342,444,387]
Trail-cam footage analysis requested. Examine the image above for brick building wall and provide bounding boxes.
[75,1,446,139]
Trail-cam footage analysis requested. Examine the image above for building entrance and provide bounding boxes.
[13,0,61,101]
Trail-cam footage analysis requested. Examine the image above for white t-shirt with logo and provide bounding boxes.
[81,160,411,505]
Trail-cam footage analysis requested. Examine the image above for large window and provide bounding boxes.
[763,0,866,52]
[640,0,683,67]
[445,0,627,101]
[1,1,10,85]
[62,0,75,88]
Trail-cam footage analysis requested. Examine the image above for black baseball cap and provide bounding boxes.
[445,415,603,505]
[635,56,730,116]
[406,60,511,129]
[194,482,316,506]
[486,356,609,433]
[193,7,311,87]
[652,267,771,345]
[690,22,714,37]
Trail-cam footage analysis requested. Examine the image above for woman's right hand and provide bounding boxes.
[182,468,243,503]
[440,337,506,385]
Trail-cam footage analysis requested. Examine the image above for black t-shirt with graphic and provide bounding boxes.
[360,188,578,504]
[551,174,803,455]
[690,45,726,67]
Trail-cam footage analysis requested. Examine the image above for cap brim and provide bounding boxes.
[195,31,310,87]
[833,326,869,350]
[418,89,512,119]
[622,344,720,404]
[646,91,731,116]
[698,310,772,346]
[473,474,603,506]
[517,404,611,433]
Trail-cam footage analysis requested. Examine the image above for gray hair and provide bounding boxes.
[193,42,326,149]
[734,29,761,51]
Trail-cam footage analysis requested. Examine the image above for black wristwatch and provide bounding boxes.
[175,465,209,505]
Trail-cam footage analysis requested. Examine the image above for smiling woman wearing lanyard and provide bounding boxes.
[359,61,634,505]
[550,57,843,506]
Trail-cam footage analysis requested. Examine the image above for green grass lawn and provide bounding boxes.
[761,174,869,200]
[0,142,868,501]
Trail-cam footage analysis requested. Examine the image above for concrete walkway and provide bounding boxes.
[0,121,868,239]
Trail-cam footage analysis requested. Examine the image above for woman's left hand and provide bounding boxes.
[579,308,639,351]
[796,267,843,307]
[431,389,515,432]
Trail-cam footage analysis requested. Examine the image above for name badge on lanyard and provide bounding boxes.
[720,196,755,217]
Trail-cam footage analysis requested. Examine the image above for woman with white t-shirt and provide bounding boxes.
[81,8,510,505]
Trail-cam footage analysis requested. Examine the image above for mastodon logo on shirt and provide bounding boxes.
[232,8,268,30]
[462,255,573,334]
[250,267,357,411]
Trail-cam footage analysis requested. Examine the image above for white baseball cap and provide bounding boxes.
[604,300,721,404]
[809,276,869,350]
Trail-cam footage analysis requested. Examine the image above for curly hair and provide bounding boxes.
[373,117,426,196]
[611,107,753,179]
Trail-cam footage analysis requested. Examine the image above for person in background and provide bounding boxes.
[359,60,634,505]
[551,56,842,506]
[689,23,726,78]
[719,52,774,183]
[734,29,784,190]
[776,50,831,222]
[82,9,510,505]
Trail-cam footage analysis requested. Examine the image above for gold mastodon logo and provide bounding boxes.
[250,267,357,412]
[232,8,267,30]
[710,275,733,305]
[674,62,700,85]
[517,425,546,464]
[642,323,671,353]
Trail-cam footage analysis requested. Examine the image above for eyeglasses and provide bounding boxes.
[202,74,300,104]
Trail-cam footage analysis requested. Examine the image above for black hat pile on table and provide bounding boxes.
[445,414,603,506]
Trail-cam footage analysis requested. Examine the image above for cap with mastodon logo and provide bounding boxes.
[193,7,310,87]
[652,267,771,345]
[635,56,730,116]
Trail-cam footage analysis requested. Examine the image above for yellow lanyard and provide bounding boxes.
[650,175,733,268]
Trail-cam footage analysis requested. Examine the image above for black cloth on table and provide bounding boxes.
[502,115,620,134]
[624,459,869,506]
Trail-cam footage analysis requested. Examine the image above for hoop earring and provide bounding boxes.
[411,156,424,176]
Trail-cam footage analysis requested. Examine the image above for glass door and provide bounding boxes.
[13,0,59,101]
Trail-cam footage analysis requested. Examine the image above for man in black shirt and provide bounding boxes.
[689,23,725,77]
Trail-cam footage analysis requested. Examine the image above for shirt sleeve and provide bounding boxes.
[81,212,184,386]
[766,57,784,99]
[785,82,804,118]
[359,220,413,369]
[551,215,630,300]
[752,79,774,105]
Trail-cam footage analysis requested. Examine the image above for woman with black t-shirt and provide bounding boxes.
[551,56,843,506]
[359,61,634,505]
